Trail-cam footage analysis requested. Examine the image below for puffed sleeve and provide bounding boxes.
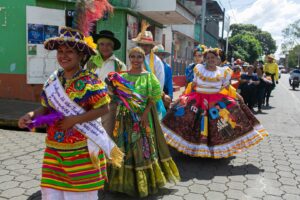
[89,79,111,109]
[222,67,232,86]
[148,73,162,102]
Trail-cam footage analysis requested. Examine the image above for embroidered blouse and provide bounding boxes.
[40,69,110,144]
[193,64,232,93]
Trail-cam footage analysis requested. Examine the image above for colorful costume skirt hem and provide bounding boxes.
[107,159,180,197]
[41,144,107,192]
[162,124,268,158]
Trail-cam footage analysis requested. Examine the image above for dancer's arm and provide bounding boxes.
[18,107,48,128]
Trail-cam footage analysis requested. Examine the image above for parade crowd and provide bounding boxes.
[16,2,271,199]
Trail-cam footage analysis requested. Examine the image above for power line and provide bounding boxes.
[227,0,238,24]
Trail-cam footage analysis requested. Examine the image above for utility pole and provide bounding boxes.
[201,0,207,44]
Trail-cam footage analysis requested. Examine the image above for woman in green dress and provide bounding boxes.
[107,47,180,197]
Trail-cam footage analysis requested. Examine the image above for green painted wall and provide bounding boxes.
[0,0,35,74]
[36,0,74,9]
[96,10,127,62]
[0,0,75,75]
[109,0,131,8]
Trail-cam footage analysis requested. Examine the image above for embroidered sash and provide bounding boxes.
[44,71,123,167]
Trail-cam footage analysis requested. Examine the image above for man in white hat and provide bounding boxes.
[132,29,165,91]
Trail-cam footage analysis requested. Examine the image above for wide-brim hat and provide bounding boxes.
[132,31,158,45]
[44,27,96,56]
[153,44,171,58]
[267,54,275,60]
[92,30,121,50]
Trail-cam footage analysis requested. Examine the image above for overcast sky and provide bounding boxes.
[219,0,300,58]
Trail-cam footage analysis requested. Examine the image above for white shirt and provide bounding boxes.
[95,55,127,81]
[145,54,165,91]
[193,64,232,93]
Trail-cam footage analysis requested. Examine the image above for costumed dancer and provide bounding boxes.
[153,44,173,109]
[185,44,207,85]
[132,21,167,118]
[106,47,180,197]
[87,30,126,136]
[18,1,124,199]
[263,54,279,107]
[161,48,268,158]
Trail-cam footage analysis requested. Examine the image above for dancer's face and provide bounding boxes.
[194,52,203,64]
[129,52,144,70]
[57,45,83,71]
[205,52,218,67]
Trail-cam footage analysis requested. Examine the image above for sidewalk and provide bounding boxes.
[0,87,185,128]
[0,99,40,128]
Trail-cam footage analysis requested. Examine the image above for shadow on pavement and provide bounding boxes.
[170,147,264,182]
[27,148,264,200]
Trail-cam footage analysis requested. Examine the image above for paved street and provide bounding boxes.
[0,74,300,200]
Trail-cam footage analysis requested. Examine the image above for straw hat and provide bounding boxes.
[153,44,171,58]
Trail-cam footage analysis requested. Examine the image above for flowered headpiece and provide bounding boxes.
[193,44,207,55]
[44,0,113,56]
[203,48,221,57]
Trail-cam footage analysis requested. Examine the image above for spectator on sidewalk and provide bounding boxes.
[239,65,260,112]
[231,65,242,90]
[263,54,279,107]
[256,67,272,113]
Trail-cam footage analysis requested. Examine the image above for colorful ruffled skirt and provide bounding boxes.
[41,139,107,192]
[107,105,180,197]
[161,92,268,158]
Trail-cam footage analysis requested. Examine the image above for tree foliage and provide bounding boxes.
[282,19,300,53]
[229,34,263,63]
[230,24,277,55]
[287,45,300,68]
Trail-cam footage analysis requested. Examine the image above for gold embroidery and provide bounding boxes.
[193,66,222,82]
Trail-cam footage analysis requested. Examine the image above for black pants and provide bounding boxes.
[241,85,257,109]
[264,84,273,105]
[257,88,265,110]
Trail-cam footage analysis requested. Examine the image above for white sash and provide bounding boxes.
[44,71,116,160]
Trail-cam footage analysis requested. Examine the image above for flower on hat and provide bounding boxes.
[84,36,97,50]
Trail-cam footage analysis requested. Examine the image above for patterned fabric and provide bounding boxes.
[41,146,107,192]
[162,65,268,158]
[40,69,110,191]
[193,65,232,93]
[107,72,180,197]
[185,63,196,84]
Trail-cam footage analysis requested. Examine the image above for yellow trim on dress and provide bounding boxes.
[193,66,222,82]
[45,138,87,150]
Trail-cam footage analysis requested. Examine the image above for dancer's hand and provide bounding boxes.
[163,94,172,109]
[18,113,33,129]
[57,116,77,130]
